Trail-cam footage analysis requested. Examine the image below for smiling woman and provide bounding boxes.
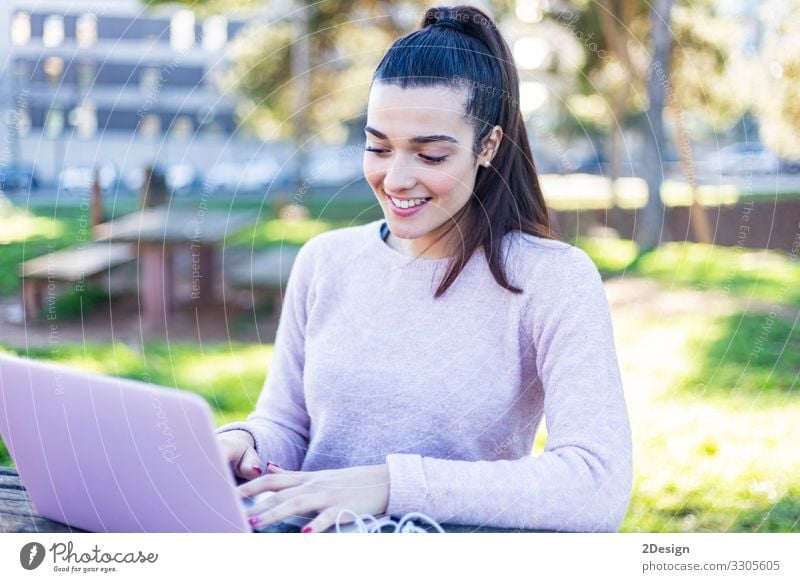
[217,4,632,534]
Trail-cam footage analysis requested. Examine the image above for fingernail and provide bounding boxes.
[249,517,260,526]
[252,465,263,475]
[267,462,281,470]
[301,526,312,533]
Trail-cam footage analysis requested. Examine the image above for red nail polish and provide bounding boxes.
[267,462,281,470]
[249,517,260,526]
[301,526,312,533]
[252,465,263,475]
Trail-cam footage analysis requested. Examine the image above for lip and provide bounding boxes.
[386,195,432,217]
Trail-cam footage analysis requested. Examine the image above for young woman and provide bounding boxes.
[217,4,632,533]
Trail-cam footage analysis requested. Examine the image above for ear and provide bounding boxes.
[479,125,503,167]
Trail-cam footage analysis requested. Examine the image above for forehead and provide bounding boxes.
[366,83,471,137]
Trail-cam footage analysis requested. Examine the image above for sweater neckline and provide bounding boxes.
[371,220,455,271]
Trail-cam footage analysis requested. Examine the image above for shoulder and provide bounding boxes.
[502,231,600,284]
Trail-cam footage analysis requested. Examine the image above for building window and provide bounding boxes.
[139,113,161,137]
[70,103,97,139]
[43,15,65,48]
[170,10,195,52]
[140,67,161,93]
[77,62,96,91]
[11,13,31,46]
[15,60,32,83]
[45,108,64,138]
[76,14,98,47]
[171,115,194,139]
[202,15,227,51]
[16,107,31,138]
[44,57,65,86]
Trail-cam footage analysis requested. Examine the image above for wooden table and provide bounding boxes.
[0,466,535,533]
[93,207,255,329]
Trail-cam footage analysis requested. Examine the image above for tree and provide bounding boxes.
[757,0,800,160]
[637,0,672,251]
[550,0,743,246]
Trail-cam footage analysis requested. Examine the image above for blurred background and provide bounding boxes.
[0,0,798,532]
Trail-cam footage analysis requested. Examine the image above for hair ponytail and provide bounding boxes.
[373,5,557,298]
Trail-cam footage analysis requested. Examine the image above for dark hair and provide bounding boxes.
[371,5,558,298]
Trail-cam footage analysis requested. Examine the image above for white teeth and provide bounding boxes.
[390,196,429,209]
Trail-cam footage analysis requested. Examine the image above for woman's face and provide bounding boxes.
[363,82,491,258]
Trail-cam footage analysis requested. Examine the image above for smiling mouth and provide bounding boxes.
[387,195,433,209]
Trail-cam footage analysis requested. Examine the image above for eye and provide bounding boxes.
[419,154,448,164]
[365,147,389,155]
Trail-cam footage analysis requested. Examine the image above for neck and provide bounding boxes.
[386,227,460,260]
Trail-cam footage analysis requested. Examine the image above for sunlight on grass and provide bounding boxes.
[228,217,338,248]
[613,304,800,531]
[677,312,799,403]
[636,242,800,305]
[573,236,639,274]
[0,197,65,244]
[625,400,800,531]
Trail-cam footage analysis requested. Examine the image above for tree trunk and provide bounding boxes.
[636,0,674,251]
[670,102,713,244]
[289,2,311,210]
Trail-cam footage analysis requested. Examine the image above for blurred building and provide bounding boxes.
[0,0,277,187]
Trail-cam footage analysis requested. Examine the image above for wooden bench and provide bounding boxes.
[17,242,137,319]
[228,246,302,318]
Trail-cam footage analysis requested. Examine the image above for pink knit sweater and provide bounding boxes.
[218,219,632,531]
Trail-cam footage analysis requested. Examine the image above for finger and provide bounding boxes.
[251,494,320,529]
[236,448,265,480]
[302,507,347,534]
[237,472,304,499]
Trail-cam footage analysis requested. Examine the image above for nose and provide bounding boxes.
[382,158,416,193]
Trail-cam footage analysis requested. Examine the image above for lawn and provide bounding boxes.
[0,195,797,532]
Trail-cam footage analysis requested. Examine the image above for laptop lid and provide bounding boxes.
[0,353,250,533]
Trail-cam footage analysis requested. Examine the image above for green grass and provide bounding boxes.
[574,237,800,307]
[615,306,799,532]
[677,311,799,404]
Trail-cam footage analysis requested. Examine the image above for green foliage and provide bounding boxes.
[757,1,800,159]
[37,285,110,321]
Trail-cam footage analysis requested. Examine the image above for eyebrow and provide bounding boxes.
[364,126,459,145]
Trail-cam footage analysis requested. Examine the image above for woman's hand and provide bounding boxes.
[216,430,266,481]
[239,464,390,533]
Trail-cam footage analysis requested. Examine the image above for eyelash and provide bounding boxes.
[365,147,448,164]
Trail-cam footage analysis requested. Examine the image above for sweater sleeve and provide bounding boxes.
[384,246,633,532]
[215,241,317,471]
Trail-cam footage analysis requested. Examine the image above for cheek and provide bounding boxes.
[363,156,383,188]
[423,167,473,200]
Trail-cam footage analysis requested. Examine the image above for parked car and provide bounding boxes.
[778,157,800,174]
[165,163,202,196]
[707,142,780,175]
[206,158,284,193]
[0,165,40,191]
[301,147,364,186]
[58,163,119,193]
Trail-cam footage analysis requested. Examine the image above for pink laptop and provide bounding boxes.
[0,352,256,532]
